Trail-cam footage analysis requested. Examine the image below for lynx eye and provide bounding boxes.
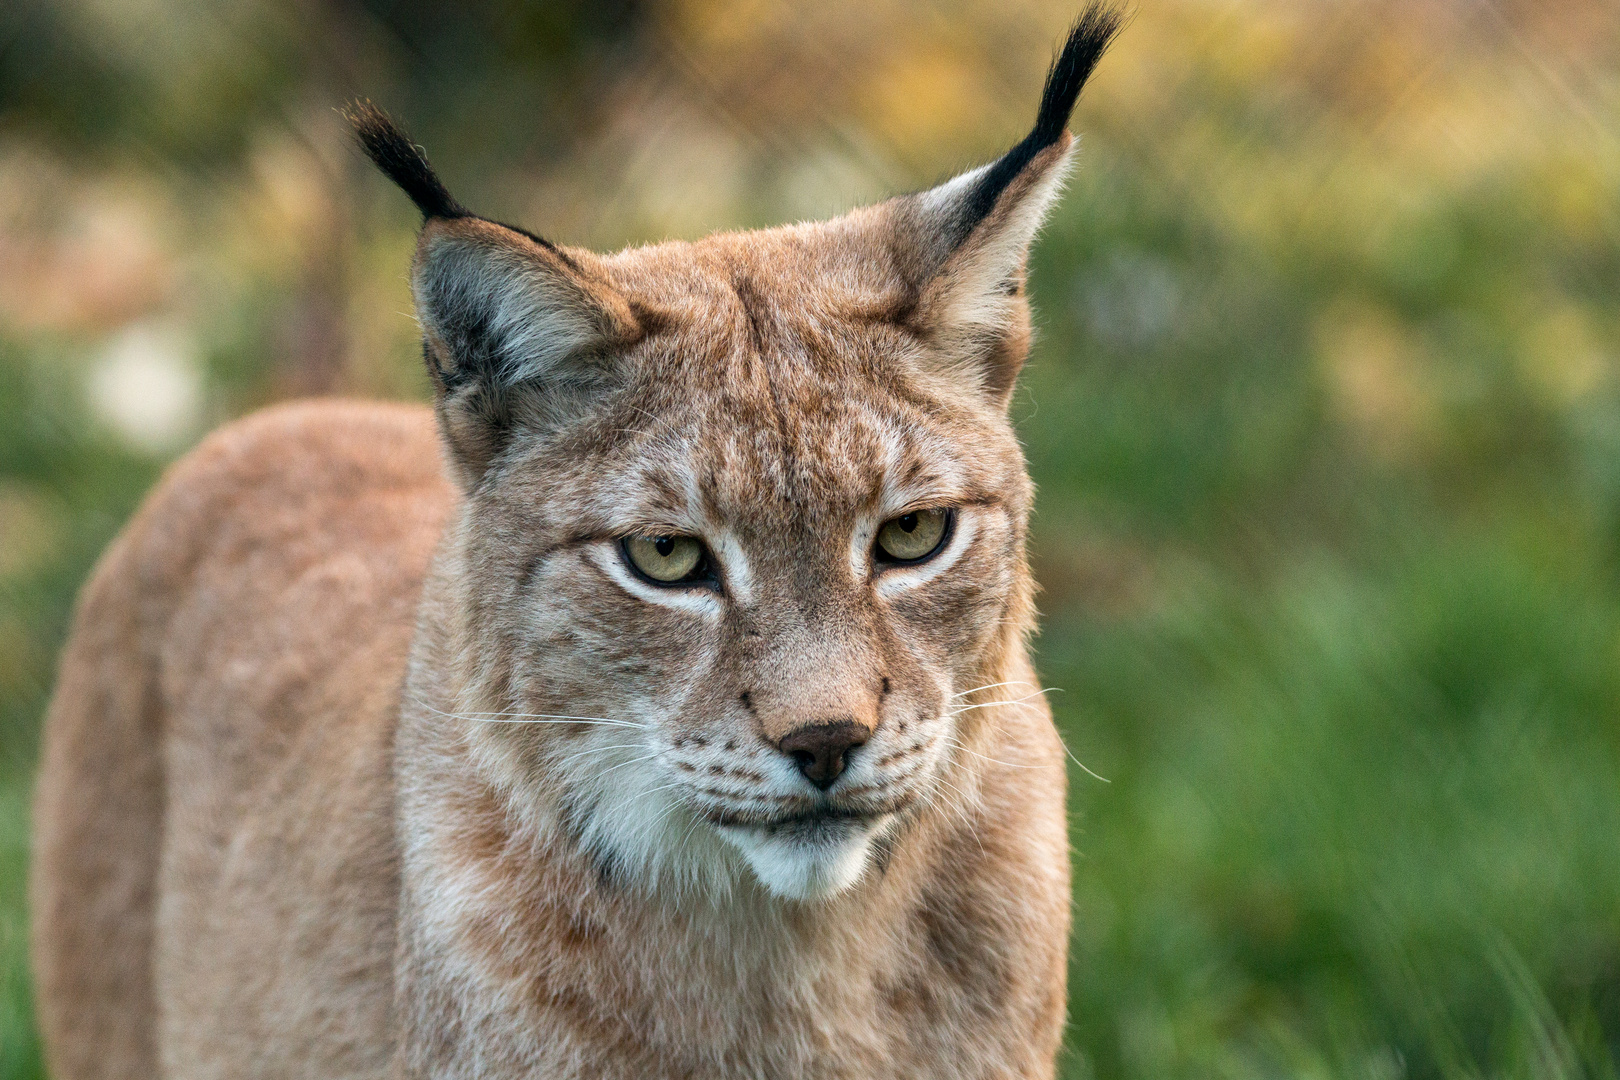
[622,535,708,584]
[875,508,952,564]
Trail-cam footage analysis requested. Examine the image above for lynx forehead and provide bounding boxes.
[33,7,1122,1079]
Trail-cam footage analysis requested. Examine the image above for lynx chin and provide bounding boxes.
[31,6,1123,1078]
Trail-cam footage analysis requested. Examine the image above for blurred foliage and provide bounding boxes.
[2,0,1619,1077]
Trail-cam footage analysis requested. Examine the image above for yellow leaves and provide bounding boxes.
[1534,149,1620,242]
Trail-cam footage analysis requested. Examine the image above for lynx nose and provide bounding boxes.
[777,720,870,791]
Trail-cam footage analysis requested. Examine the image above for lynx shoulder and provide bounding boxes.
[32,8,1122,1078]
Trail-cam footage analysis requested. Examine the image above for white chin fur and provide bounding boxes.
[718,819,881,901]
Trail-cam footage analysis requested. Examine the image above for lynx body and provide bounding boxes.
[32,9,1121,1077]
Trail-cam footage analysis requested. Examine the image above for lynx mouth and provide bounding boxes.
[713,806,901,899]
[699,794,915,831]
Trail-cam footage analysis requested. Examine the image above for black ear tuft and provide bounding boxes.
[948,2,1125,244]
[1031,3,1127,153]
[344,101,468,222]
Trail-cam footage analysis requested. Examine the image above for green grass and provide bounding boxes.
[1046,541,1620,1078]
[0,773,42,1080]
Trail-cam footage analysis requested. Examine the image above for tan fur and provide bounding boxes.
[32,402,453,1078]
[33,116,1091,1078]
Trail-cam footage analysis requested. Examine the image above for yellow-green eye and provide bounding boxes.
[623,535,706,583]
[875,508,951,564]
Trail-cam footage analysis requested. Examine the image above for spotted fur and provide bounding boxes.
[32,7,1122,1078]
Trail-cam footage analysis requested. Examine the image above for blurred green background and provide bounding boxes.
[1,0,1618,1076]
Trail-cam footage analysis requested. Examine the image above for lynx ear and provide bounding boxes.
[348,104,640,488]
[891,4,1123,407]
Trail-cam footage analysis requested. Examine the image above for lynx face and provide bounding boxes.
[452,243,1036,898]
[353,5,1118,901]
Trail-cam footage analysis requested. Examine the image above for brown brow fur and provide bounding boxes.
[30,26,1114,1076]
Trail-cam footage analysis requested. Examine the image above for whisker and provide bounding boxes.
[638,781,691,802]
[411,697,646,730]
[948,679,1038,700]
[943,688,1060,716]
[593,752,663,780]
[929,772,987,859]
[461,717,646,729]
[676,805,709,853]
[1054,734,1111,784]
[555,742,649,760]
[645,795,683,839]
[937,690,1109,783]
[939,735,1056,771]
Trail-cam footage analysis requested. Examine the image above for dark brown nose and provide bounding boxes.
[777,720,870,791]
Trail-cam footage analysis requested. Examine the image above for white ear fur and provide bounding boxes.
[916,145,1074,340]
[413,225,625,393]
[899,140,1075,404]
[408,219,640,486]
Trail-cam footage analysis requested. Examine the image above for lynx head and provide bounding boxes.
[355,5,1121,902]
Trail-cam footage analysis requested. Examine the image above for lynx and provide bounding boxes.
[31,8,1122,1077]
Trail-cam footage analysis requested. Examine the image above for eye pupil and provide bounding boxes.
[623,535,708,585]
[874,508,951,565]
